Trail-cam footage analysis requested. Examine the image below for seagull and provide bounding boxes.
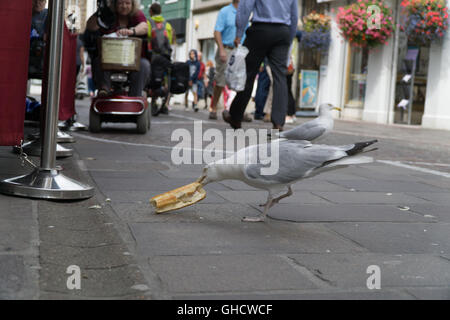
[197,139,377,222]
[273,103,341,141]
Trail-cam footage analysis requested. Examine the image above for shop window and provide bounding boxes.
[393,38,428,125]
[344,47,369,108]
[200,38,216,65]
[296,0,329,108]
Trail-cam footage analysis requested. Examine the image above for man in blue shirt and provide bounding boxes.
[209,0,240,120]
[223,0,298,130]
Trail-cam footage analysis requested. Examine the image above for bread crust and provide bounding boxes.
[150,182,206,213]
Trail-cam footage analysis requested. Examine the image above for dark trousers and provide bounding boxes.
[254,69,270,118]
[287,73,295,116]
[229,23,291,126]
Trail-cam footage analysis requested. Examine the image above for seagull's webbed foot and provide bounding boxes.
[244,196,274,222]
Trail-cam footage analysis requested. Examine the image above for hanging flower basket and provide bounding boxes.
[400,0,449,47]
[300,11,331,52]
[336,0,395,48]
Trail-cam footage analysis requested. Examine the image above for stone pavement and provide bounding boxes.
[1,104,450,299]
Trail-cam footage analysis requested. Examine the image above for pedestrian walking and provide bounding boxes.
[209,0,241,120]
[185,49,200,112]
[197,52,207,109]
[222,0,298,130]
[285,52,296,124]
[204,60,215,109]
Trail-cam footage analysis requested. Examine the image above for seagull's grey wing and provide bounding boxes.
[280,119,327,141]
[244,141,345,184]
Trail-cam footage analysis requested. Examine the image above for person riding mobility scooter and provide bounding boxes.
[86,0,151,134]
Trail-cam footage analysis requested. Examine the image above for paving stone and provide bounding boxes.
[0,255,25,299]
[405,287,450,299]
[407,193,450,206]
[79,159,169,172]
[38,210,111,231]
[309,172,370,181]
[89,170,165,180]
[40,263,149,298]
[408,204,450,222]
[330,180,443,193]
[93,176,194,191]
[130,221,365,256]
[94,177,229,192]
[158,166,204,179]
[313,192,430,204]
[265,204,429,223]
[39,243,133,269]
[148,255,318,293]
[291,180,350,192]
[359,163,423,176]
[216,191,330,205]
[417,178,450,191]
[0,196,33,220]
[289,253,450,289]
[111,202,259,223]
[0,219,35,252]
[326,222,450,254]
[39,224,123,247]
[174,290,413,300]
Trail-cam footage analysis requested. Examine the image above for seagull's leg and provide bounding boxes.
[269,186,293,208]
[243,195,273,222]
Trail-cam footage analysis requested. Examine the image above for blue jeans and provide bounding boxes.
[197,79,205,99]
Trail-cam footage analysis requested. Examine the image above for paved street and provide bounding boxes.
[1,97,450,300]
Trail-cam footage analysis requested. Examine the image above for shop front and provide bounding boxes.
[313,0,450,131]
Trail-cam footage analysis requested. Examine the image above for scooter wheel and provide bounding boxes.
[89,109,101,133]
[136,107,149,134]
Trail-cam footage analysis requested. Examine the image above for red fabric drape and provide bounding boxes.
[42,23,77,121]
[0,2,32,146]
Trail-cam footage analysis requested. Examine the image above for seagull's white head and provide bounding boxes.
[319,103,341,116]
[197,162,242,186]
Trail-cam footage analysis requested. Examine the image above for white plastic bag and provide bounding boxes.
[225,45,249,92]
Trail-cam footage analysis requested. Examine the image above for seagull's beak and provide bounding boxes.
[333,107,342,112]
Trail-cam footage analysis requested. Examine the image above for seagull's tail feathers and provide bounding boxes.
[317,140,377,171]
[344,140,378,156]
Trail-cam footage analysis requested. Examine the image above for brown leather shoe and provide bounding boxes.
[222,110,242,129]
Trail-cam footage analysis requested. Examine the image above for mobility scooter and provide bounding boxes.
[89,36,150,134]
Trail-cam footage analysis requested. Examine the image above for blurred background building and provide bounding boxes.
[68,0,450,131]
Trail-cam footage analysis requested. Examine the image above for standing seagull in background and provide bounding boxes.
[197,139,378,222]
[272,103,341,141]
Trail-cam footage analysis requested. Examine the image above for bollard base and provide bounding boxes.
[0,168,94,200]
[57,130,76,143]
